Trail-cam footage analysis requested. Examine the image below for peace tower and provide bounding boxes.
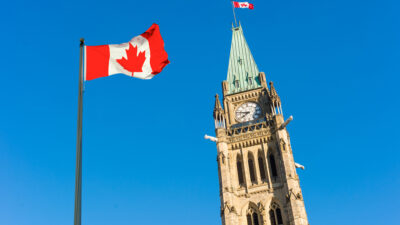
[211,24,309,225]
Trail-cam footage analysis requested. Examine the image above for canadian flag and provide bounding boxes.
[85,23,169,81]
[233,1,254,9]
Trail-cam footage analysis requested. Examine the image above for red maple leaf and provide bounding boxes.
[116,43,146,76]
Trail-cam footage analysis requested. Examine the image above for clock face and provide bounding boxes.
[235,102,262,122]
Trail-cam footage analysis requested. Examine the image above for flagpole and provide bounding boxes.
[231,1,238,27]
[74,38,84,225]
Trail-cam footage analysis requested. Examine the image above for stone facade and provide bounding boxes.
[213,72,309,225]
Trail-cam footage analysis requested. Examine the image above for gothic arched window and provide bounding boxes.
[247,214,253,225]
[258,154,267,181]
[276,208,283,225]
[270,203,284,225]
[247,208,263,225]
[237,157,245,187]
[269,210,276,225]
[269,154,278,179]
[252,212,260,225]
[248,154,257,183]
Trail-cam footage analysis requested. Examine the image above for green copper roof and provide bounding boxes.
[226,24,261,95]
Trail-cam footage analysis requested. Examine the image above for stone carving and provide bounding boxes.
[229,130,271,144]
[218,152,226,164]
[280,138,286,152]
[258,202,265,213]
[221,202,237,216]
[286,188,303,201]
[270,202,280,210]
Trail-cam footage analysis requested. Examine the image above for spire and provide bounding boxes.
[214,94,223,111]
[226,24,261,95]
[269,81,283,116]
[269,81,278,98]
[269,81,280,103]
[213,94,226,129]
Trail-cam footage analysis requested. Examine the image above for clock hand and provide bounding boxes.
[240,111,250,119]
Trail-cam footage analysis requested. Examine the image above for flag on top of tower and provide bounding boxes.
[233,1,254,9]
[84,23,169,81]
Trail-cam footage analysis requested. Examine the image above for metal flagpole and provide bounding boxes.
[231,1,238,27]
[74,38,85,225]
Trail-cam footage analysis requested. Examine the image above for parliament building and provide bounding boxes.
[211,24,309,225]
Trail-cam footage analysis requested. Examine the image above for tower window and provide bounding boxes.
[258,156,267,181]
[252,212,260,225]
[269,210,276,225]
[269,202,283,225]
[269,154,278,179]
[276,208,283,224]
[247,214,253,225]
[270,203,284,225]
[237,159,245,186]
[247,210,262,225]
[248,157,257,183]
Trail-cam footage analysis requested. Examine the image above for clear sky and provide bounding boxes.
[1,0,399,224]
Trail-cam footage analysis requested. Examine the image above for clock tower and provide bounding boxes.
[212,24,309,225]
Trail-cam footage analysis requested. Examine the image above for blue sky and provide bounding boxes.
[1,0,399,224]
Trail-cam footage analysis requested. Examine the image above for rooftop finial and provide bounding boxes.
[269,81,281,107]
[214,94,223,110]
[269,81,277,96]
[213,94,226,128]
